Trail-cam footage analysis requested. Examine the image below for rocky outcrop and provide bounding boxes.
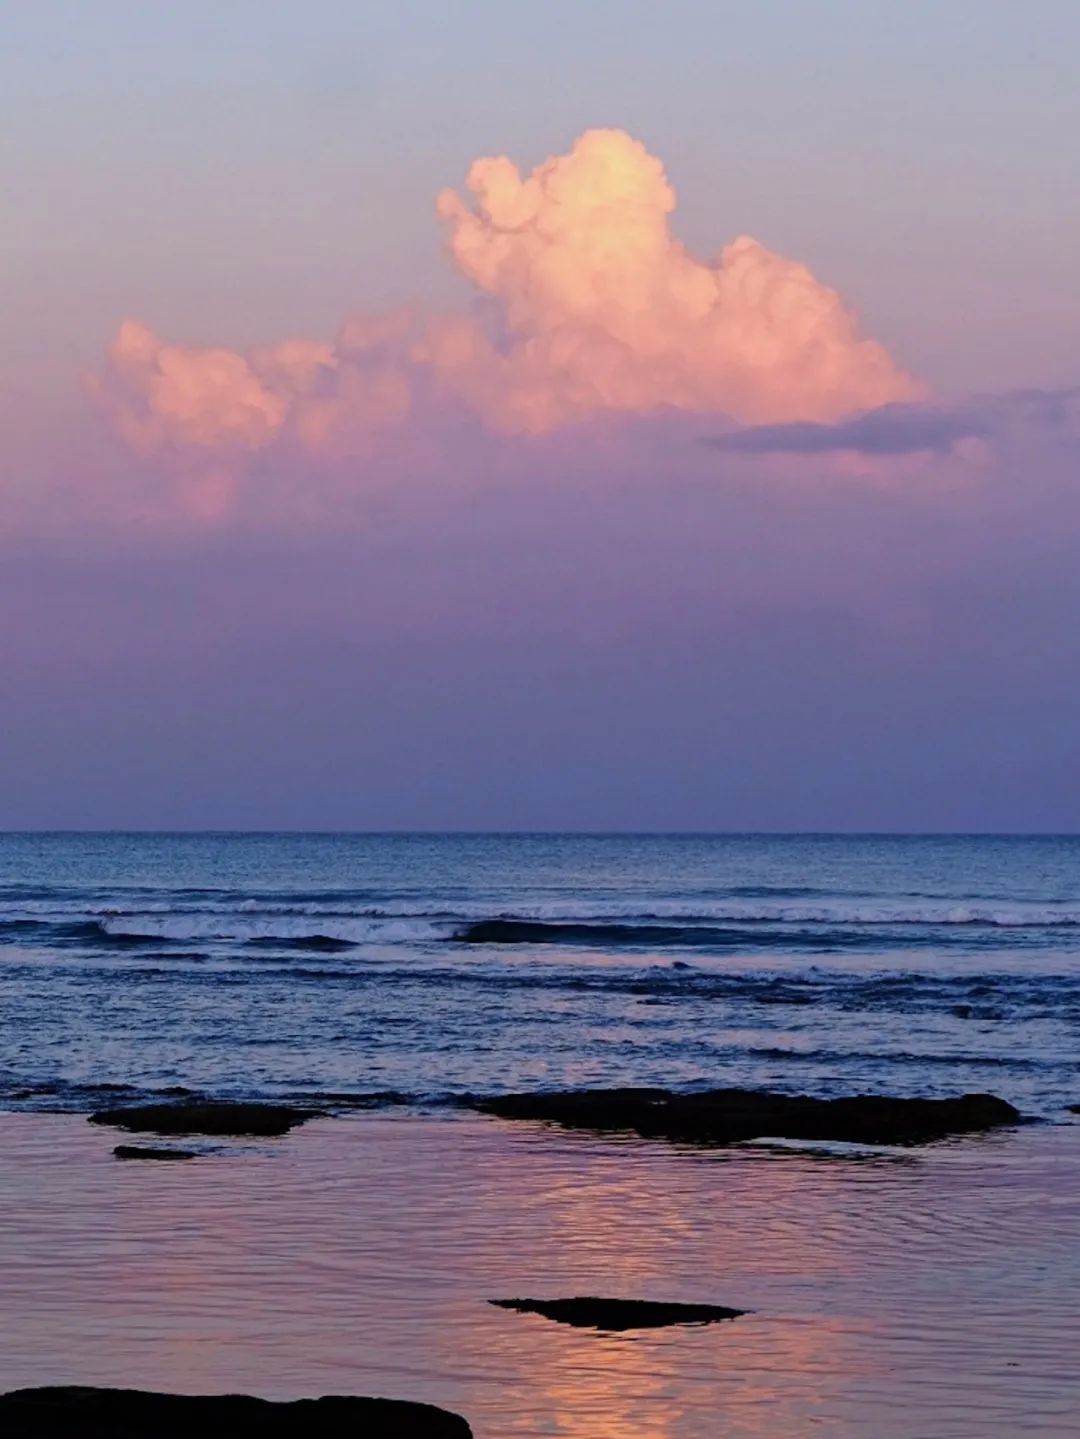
[0,1386,472,1437]
[491,1297,745,1330]
[89,1100,320,1137]
[473,1086,1021,1147]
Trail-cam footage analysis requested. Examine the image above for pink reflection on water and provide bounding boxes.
[1,1113,1077,1437]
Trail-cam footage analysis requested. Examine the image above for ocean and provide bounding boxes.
[2,832,1079,1436]
[2,831,1078,1117]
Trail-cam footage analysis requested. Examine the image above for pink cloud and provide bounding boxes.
[432,129,923,430]
[92,128,923,491]
[93,316,411,462]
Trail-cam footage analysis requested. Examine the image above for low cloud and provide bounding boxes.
[94,312,416,459]
[92,128,922,493]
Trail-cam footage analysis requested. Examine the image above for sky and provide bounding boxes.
[2,1,1079,829]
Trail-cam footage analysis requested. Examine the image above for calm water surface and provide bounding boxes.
[1,1112,1077,1437]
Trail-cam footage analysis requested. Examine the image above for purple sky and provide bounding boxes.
[3,4,1079,829]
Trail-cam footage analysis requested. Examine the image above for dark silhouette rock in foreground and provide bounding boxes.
[473,1086,1021,1147]
[0,1387,472,1437]
[89,1100,319,1137]
[491,1297,745,1330]
[113,1145,197,1161]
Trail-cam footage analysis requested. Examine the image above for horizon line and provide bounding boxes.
[2,828,1080,840]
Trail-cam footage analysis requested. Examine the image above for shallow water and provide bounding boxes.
[2,832,1080,1118]
[2,1111,1077,1437]
[3,834,1079,1433]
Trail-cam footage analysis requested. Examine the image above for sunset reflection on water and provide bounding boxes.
[1,1112,1076,1437]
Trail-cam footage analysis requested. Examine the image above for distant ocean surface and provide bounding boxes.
[2,832,1079,1118]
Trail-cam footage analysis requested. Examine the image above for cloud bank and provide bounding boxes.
[93,128,922,485]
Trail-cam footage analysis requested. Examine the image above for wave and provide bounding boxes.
[744,1046,1044,1069]
[244,935,358,953]
[0,918,183,948]
[453,903,1080,930]
[452,919,904,950]
[92,914,449,947]
[0,917,369,951]
[0,1075,412,1114]
[7,894,1080,957]
[457,920,751,947]
[453,918,994,950]
[11,889,1080,928]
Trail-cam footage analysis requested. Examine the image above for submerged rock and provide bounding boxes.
[89,1100,320,1137]
[473,1086,1021,1147]
[112,1145,197,1161]
[491,1297,745,1330]
[0,1387,473,1437]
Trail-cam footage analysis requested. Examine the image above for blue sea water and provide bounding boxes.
[1,832,1078,1119]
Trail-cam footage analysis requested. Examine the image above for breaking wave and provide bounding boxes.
[7,896,1080,957]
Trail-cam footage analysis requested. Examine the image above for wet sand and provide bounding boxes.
[1,1110,1077,1437]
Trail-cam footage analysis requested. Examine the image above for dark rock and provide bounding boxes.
[112,1145,198,1161]
[0,1386,472,1437]
[491,1297,745,1330]
[473,1086,1021,1147]
[89,1101,320,1137]
[1068,1104,1080,1114]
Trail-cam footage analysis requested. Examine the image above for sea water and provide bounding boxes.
[2,832,1079,1436]
[1,831,1078,1117]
